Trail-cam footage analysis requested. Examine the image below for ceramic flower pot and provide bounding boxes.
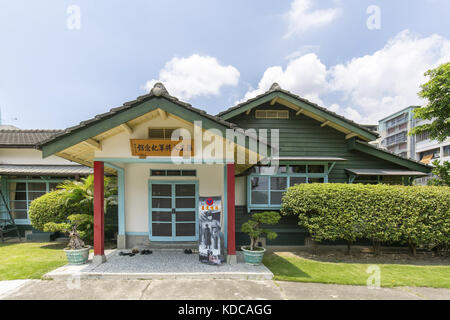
[241,246,266,265]
[63,246,91,265]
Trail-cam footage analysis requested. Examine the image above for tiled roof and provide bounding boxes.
[38,83,240,147]
[345,168,428,176]
[0,165,93,176]
[0,129,63,148]
[217,83,379,138]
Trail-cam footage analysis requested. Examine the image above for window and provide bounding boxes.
[416,131,430,143]
[148,128,176,140]
[255,110,289,119]
[7,179,64,222]
[150,169,196,177]
[444,146,450,157]
[248,164,328,209]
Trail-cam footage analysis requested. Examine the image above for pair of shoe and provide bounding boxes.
[141,249,152,255]
[184,249,193,254]
[119,251,135,257]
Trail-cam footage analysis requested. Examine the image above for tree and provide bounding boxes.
[29,175,117,243]
[409,62,450,142]
[427,160,450,186]
[57,175,117,213]
[241,211,281,251]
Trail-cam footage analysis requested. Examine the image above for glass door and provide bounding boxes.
[149,181,198,241]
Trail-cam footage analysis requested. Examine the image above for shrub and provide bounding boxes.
[43,214,93,250]
[241,211,281,251]
[281,183,450,255]
[28,190,80,231]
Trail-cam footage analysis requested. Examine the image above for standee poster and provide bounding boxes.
[198,196,222,265]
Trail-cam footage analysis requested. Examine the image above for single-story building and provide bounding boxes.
[37,82,431,264]
[0,128,92,239]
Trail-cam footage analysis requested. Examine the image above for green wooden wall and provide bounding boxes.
[231,102,406,247]
[230,102,406,183]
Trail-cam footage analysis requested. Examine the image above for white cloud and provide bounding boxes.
[240,53,328,106]
[144,54,240,100]
[330,30,450,123]
[284,0,340,38]
[240,30,450,124]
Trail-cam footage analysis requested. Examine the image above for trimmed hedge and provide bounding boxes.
[281,184,450,254]
[28,190,80,231]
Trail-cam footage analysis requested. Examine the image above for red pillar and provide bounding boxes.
[227,163,236,255]
[93,161,105,259]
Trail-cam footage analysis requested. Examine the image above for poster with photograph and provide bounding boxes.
[198,196,222,265]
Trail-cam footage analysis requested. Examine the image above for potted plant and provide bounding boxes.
[241,211,281,265]
[43,214,93,265]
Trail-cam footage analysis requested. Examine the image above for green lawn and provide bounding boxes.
[0,242,68,280]
[264,252,450,288]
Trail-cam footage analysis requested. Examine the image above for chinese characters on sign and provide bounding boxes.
[130,139,194,157]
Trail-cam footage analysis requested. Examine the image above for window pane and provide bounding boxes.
[10,201,27,210]
[167,170,181,176]
[176,211,195,222]
[152,198,172,208]
[270,191,284,205]
[289,165,306,173]
[152,223,172,237]
[152,184,171,197]
[28,191,45,201]
[11,192,26,201]
[14,183,26,192]
[176,198,195,208]
[290,177,307,186]
[270,177,287,190]
[176,223,196,237]
[151,170,166,176]
[182,170,196,176]
[152,211,172,222]
[28,182,46,191]
[309,177,324,183]
[308,165,325,173]
[251,191,269,204]
[175,184,195,196]
[251,176,269,190]
[12,211,27,220]
[49,182,60,190]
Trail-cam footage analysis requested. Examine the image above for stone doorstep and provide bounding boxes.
[46,249,273,280]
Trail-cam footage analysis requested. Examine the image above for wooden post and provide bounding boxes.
[93,161,106,264]
[227,163,236,262]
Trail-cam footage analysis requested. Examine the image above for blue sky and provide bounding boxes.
[0,0,449,129]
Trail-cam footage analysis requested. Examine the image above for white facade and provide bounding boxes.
[0,148,74,165]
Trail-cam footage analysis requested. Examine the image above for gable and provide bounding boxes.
[218,84,378,142]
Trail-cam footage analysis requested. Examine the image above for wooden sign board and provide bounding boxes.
[130,139,194,157]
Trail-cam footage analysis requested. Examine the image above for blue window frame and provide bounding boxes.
[247,164,328,212]
[148,180,199,242]
[5,178,65,225]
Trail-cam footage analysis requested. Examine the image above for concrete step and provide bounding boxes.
[136,242,198,251]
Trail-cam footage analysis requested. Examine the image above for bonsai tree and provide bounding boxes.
[241,211,281,251]
[43,214,93,250]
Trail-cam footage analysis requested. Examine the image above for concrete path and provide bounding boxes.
[1,279,449,300]
[0,280,31,297]
[44,250,273,280]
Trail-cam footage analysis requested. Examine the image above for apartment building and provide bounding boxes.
[378,106,418,159]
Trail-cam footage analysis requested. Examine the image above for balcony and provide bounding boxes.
[385,116,407,129]
[383,134,407,147]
